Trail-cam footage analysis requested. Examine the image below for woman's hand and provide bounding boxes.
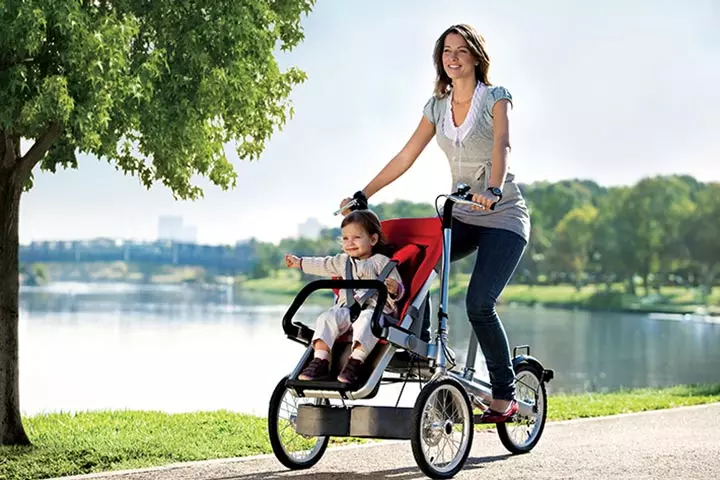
[339,197,353,216]
[470,190,500,211]
[284,254,301,268]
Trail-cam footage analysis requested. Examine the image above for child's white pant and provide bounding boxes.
[311,306,379,353]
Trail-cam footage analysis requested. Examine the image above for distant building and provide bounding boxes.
[298,217,324,240]
[157,216,198,243]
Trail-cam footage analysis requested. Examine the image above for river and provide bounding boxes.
[18,282,720,416]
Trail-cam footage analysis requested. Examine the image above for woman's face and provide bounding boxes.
[442,32,477,81]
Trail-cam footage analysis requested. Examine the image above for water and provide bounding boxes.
[18,282,720,416]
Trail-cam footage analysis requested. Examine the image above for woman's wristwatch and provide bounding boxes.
[487,186,503,201]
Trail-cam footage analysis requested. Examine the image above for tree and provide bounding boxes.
[591,186,635,292]
[0,0,315,445]
[371,199,437,221]
[620,176,694,294]
[546,204,599,291]
[520,179,605,234]
[681,183,720,300]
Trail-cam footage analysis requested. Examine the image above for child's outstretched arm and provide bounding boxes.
[296,253,347,278]
[284,254,302,268]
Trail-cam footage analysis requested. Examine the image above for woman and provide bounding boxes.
[340,24,530,423]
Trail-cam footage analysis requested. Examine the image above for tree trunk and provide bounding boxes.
[625,275,636,295]
[701,264,717,303]
[0,167,30,445]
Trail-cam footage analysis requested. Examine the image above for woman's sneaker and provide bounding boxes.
[298,358,330,381]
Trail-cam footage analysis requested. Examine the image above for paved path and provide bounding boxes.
[48,403,720,480]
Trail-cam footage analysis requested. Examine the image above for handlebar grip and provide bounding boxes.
[462,193,496,211]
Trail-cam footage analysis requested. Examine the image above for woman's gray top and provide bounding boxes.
[423,83,531,242]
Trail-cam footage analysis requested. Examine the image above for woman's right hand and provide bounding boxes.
[339,197,353,216]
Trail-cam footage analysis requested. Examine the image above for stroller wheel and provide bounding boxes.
[268,376,330,469]
[410,377,474,479]
[496,362,547,454]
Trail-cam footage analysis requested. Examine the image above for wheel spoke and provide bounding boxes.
[497,367,547,454]
[413,379,473,477]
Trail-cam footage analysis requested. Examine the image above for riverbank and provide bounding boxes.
[2,384,719,480]
[239,271,720,316]
[19,264,720,316]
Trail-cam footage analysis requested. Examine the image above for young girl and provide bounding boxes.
[284,210,405,386]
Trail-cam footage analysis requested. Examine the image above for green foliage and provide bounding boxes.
[520,179,605,233]
[2,0,315,197]
[245,177,720,307]
[371,199,437,220]
[546,204,599,289]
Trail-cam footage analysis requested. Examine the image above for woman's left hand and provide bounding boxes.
[470,190,500,211]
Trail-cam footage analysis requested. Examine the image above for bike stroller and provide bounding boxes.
[269,187,554,479]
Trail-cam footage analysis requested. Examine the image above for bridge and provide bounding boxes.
[20,238,256,275]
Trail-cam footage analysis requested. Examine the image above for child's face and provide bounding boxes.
[341,222,378,259]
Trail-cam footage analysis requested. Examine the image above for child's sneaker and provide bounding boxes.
[298,358,330,381]
[337,358,365,386]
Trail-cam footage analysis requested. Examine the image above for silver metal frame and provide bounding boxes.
[287,188,535,418]
[289,270,437,400]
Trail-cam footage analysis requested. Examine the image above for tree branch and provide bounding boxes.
[17,123,62,174]
[0,56,35,74]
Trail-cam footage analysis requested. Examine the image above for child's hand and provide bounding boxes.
[385,278,399,296]
[285,254,301,269]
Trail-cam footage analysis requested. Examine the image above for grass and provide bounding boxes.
[1,384,719,480]
[497,282,720,315]
[547,383,720,420]
[0,410,359,480]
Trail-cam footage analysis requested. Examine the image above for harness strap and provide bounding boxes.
[355,260,398,306]
[345,256,356,311]
[348,260,399,321]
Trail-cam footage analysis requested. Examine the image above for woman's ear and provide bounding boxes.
[370,233,379,246]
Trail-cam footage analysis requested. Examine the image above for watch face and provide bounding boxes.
[490,187,502,196]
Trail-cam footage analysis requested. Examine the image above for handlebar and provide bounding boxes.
[335,185,496,216]
[334,191,369,216]
[441,182,497,211]
[437,183,498,229]
[441,193,496,211]
[333,199,358,216]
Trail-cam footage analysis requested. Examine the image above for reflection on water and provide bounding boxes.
[18,282,720,416]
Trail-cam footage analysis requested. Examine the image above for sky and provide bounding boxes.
[19,0,720,246]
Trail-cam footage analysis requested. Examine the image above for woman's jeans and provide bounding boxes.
[426,220,527,401]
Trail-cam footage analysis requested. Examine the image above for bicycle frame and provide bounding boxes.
[432,184,536,417]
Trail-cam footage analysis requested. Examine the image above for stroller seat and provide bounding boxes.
[286,218,443,399]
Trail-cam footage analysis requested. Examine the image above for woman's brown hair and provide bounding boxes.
[432,24,492,98]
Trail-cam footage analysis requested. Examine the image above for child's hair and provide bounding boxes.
[341,210,392,255]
